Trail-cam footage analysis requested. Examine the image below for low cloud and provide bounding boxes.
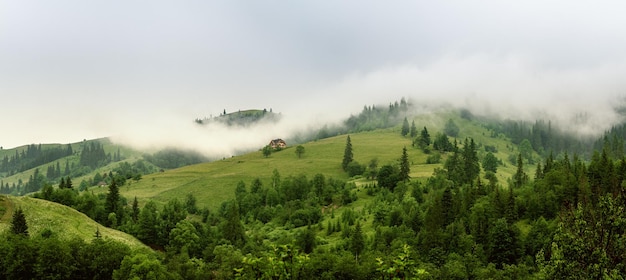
[309,54,626,136]
[106,54,626,158]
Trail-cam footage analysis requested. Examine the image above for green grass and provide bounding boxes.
[0,195,147,248]
[91,110,533,211]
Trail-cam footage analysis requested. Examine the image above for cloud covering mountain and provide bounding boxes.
[2,1,625,153]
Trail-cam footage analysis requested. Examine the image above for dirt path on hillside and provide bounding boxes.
[0,195,15,222]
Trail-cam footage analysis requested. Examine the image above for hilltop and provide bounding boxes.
[195,108,281,127]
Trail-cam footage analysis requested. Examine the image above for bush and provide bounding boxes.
[426,153,441,164]
[346,161,365,177]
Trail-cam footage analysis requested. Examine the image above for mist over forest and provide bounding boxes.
[3,1,626,279]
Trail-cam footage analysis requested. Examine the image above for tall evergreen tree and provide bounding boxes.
[462,138,480,184]
[105,180,120,217]
[350,222,365,263]
[401,117,410,136]
[420,126,431,147]
[342,135,354,171]
[513,153,528,188]
[10,207,29,236]
[410,120,418,138]
[131,196,140,222]
[399,146,410,182]
[222,201,246,247]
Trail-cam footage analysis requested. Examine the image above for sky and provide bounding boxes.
[2,1,626,155]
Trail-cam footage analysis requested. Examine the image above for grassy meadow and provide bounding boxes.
[91,111,532,211]
[0,195,147,248]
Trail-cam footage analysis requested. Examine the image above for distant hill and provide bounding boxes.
[195,109,280,127]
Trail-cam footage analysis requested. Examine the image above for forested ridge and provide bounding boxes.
[1,106,626,279]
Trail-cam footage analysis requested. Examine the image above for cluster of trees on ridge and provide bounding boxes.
[0,140,211,196]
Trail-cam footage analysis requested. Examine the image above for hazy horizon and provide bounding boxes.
[2,1,626,153]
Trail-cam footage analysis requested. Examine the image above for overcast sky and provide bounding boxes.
[2,1,626,152]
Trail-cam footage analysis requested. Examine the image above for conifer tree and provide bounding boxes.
[222,201,246,247]
[513,154,528,188]
[462,138,480,184]
[420,126,431,147]
[105,180,120,217]
[10,207,29,236]
[410,120,418,138]
[399,146,410,182]
[350,222,365,263]
[401,117,410,136]
[132,196,140,222]
[342,135,354,171]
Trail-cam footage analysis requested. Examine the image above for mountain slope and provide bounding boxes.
[93,110,531,210]
[0,195,147,248]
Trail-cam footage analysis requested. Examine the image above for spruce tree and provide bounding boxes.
[65,177,73,189]
[513,154,528,188]
[132,196,140,222]
[410,120,418,138]
[399,146,411,182]
[105,180,120,216]
[350,222,365,263]
[401,117,410,136]
[10,207,29,236]
[420,126,431,147]
[342,135,354,171]
[222,201,246,247]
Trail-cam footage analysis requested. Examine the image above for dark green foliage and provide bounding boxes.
[410,120,418,138]
[367,158,379,180]
[512,154,528,188]
[137,201,160,246]
[488,218,520,268]
[296,225,317,254]
[482,152,499,173]
[416,126,431,149]
[346,161,365,177]
[113,253,171,280]
[0,231,132,280]
[426,152,441,164]
[184,193,198,214]
[10,207,28,236]
[342,135,353,171]
[350,222,365,262]
[399,146,410,182]
[377,164,400,190]
[144,148,208,169]
[295,145,305,158]
[433,133,454,152]
[462,138,480,184]
[105,180,120,220]
[550,195,626,278]
[0,143,73,175]
[80,141,109,169]
[262,145,272,158]
[222,201,246,247]
[401,117,410,136]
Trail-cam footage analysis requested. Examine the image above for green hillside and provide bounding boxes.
[93,110,531,210]
[2,107,621,279]
[0,195,146,248]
